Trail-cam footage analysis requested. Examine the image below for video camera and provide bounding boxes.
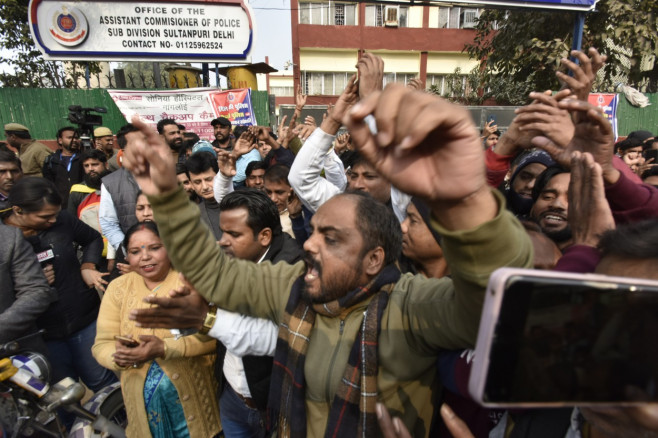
[67,105,107,151]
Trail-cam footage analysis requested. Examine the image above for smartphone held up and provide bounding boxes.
[469,268,658,407]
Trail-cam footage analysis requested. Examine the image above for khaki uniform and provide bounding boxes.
[107,152,120,172]
[19,140,52,177]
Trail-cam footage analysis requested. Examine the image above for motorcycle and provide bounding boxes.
[0,331,126,438]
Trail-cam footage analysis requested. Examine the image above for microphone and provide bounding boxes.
[25,237,55,267]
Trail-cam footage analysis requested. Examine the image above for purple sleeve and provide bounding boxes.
[605,169,658,224]
[612,155,642,184]
[554,245,601,274]
[437,349,473,396]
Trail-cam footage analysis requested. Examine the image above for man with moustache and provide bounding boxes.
[156,118,184,161]
[124,83,533,437]
[0,150,23,209]
[68,149,115,271]
[4,122,51,177]
[186,151,222,240]
[245,160,267,191]
[211,117,234,150]
[68,149,109,215]
[501,150,555,217]
[211,118,261,188]
[530,166,573,250]
[42,126,83,209]
[93,127,118,171]
[209,190,302,437]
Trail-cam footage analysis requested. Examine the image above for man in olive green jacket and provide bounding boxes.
[126,83,533,437]
[4,123,52,177]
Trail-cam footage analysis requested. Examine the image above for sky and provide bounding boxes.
[209,0,293,86]
[249,0,292,70]
[1,0,294,85]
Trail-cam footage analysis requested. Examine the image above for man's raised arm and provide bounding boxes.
[345,84,498,230]
[122,117,303,323]
[345,85,534,347]
[289,74,358,212]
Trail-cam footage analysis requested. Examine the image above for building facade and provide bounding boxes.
[282,0,481,107]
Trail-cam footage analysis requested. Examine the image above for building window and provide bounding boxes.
[299,2,356,25]
[302,71,353,95]
[437,7,480,29]
[302,71,421,95]
[461,9,479,28]
[427,74,469,97]
[438,8,449,28]
[365,5,408,27]
[270,86,294,96]
[382,72,417,87]
[335,3,345,25]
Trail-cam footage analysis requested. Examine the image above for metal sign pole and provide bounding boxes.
[572,12,586,54]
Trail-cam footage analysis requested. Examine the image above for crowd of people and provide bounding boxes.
[1,47,657,438]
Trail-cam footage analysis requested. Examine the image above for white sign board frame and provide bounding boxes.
[29,0,254,62]
[379,0,597,12]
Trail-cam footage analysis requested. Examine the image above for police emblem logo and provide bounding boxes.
[48,5,88,47]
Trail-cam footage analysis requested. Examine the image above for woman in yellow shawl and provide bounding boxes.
[93,221,220,437]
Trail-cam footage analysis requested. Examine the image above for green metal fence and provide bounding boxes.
[0,88,271,140]
[0,87,653,139]
[0,88,127,139]
[616,93,658,136]
[250,90,270,127]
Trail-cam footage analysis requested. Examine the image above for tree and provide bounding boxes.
[466,0,658,102]
[117,62,167,89]
[428,67,484,105]
[0,0,99,88]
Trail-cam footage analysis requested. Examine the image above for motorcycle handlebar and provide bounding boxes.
[0,330,46,358]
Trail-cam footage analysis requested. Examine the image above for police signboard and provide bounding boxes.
[29,0,254,62]
[431,0,597,11]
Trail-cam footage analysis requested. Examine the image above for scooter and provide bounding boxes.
[0,331,126,438]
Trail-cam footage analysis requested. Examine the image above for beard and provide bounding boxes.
[84,169,110,189]
[301,252,364,305]
[169,139,183,152]
[543,224,573,244]
[63,143,80,153]
[215,132,230,144]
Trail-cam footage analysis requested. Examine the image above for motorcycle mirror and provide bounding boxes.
[46,380,86,411]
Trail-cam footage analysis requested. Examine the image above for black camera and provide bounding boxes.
[67,105,107,151]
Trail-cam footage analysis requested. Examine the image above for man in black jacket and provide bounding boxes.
[42,127,83,209]
[186,151,223,240]
[214,189,303,437]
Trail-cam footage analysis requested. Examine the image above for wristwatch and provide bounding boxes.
[199,303,218,335]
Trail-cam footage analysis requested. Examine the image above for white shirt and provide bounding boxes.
[212,171,235,204]
[209,249,278,398]
[99,184,124,251]
[288,128,343,213]
[289,127,411,222]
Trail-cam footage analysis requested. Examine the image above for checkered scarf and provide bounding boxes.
[267,264,401,438]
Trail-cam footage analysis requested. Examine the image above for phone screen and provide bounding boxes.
[114,335,139,348]
[483,277,658,404]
